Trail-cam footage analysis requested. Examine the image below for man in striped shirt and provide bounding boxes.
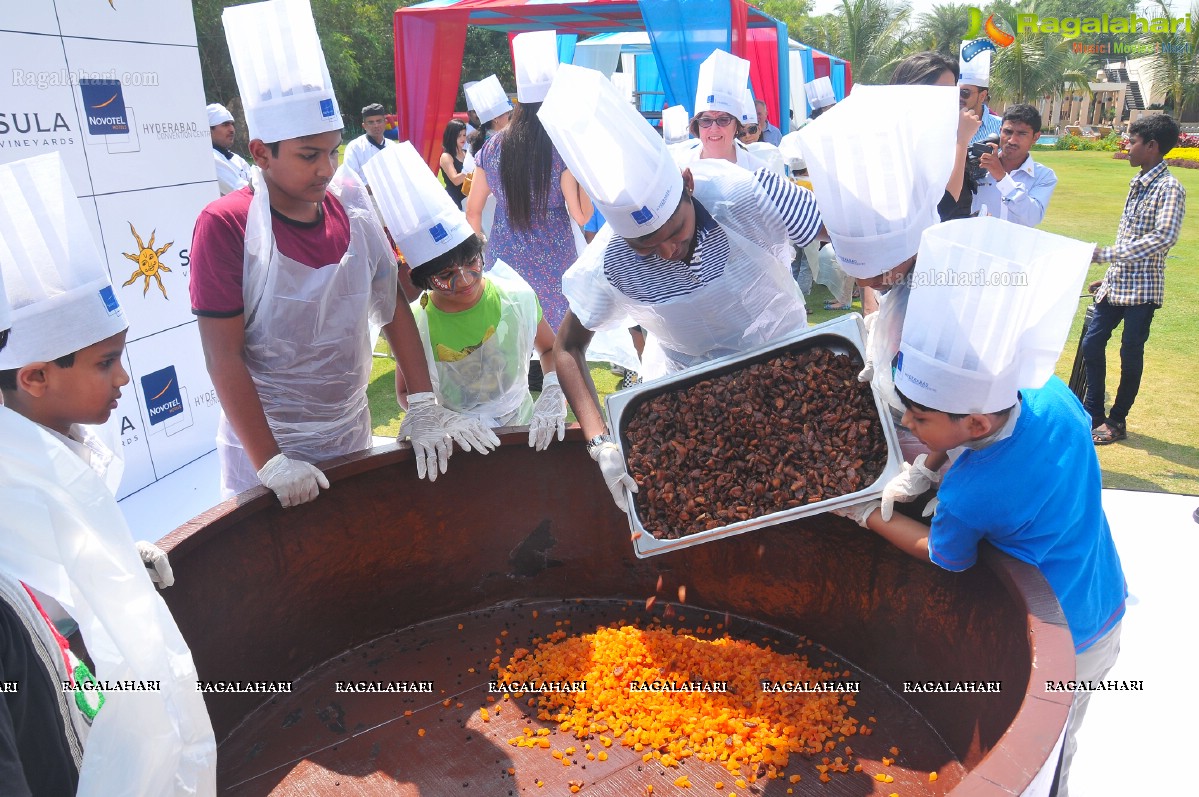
[1083,114,1186,445]
[959,79,1001,146]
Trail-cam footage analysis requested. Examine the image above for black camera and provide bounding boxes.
[967,133,1000,182]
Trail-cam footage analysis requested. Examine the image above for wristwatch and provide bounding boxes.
[586,434,613,457]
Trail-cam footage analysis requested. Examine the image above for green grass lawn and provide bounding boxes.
[368,150,1198,495]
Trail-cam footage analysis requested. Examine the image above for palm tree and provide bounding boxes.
[1141,0,1199,119]
[914,3,971,57]
[990,30,1074,104]
[805,0,913,85]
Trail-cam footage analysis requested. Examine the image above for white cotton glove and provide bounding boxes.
[135,540,175,589]
[257,453,330,508]
[589,440,638,512]
[832,498,882,528]
[528,372,567,451]
[880,453,943,521]
[858,310,878,383]
[397,392,455,482]
[922,495,939,518]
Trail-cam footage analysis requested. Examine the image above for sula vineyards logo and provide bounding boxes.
[121,223,173,299]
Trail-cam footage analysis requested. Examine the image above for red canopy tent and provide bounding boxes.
[393,0,817,169]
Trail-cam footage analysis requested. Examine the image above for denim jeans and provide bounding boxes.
[1080,299,1157,428]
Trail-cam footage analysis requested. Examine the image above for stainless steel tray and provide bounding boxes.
[604,314,903,558]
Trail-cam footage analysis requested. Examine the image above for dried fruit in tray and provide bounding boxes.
[623,346,887,539]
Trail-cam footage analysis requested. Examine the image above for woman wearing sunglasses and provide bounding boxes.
[669,50,764,171]
[367,143,567,452]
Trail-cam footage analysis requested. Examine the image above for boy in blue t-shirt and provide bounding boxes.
[835,216,1125,797]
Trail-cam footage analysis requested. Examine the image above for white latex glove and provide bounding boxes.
[443,410,501,455]
[922,495,939,518]
[257,453,330,508]
[590,440,638,512]
[832,498,881,528]
[135,540,175,589]
[397,392,454,482]
[880,453,943,521]
[528,372,567,451]
[858,310,878,383]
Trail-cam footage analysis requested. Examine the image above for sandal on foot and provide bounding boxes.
[824,301,853,311]
[1092,422,1126,445]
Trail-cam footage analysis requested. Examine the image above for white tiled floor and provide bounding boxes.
[120,473,1198,795]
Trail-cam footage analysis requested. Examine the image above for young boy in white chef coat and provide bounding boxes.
[0,152,216,796]
[835,218,1126,797]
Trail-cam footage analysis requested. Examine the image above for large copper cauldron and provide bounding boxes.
[159,431,1074,795]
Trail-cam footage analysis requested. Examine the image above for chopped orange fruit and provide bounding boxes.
[417,728,425,737]
[479,708,490,722]
[929,772,939,782]
[597,751,608,761]
[673,775,691,788]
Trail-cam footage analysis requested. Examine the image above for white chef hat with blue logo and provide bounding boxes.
[365,141,475,268]
[539,64,682,239]
[694,49,751,120]
[0,152,126,368]
[223,0,342,142]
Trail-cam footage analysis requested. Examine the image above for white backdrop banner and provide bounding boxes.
[1,0,221,503]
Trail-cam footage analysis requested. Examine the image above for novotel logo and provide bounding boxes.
[79,78,129,135]
[141,365,184,426]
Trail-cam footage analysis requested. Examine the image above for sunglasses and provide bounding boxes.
[697,115,735,128]
[429,257,483,292]
[741,124,760,135]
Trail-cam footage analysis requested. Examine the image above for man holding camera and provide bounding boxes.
[971,104,1057,226]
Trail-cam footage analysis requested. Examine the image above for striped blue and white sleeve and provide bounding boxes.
[753,168,822,247]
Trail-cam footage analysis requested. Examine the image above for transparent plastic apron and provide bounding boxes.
[602,184,806,379]
[217,166,396,497]
[413,260,537,428]
[866,280,928,462]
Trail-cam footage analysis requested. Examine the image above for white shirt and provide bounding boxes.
[212,148,250,196]
[670,139,764,172]
[971,154,1058,227]
[343,133,390,186]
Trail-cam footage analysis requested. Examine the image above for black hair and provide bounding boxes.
[361,103,386,120]
[0,328,7,353]
[1129,113,1180,154]
[1002,104,1042,132]
[409,234,484,292]
[895,387,1014,423]
[0,351,76,392]
[266,141,280,157]
[470,112,508,155]
[809,105,828,120]
[442,119,467,156]
[890,51,958,86]
[498,101,555,231]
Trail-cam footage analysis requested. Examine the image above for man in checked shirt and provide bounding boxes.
[1083,114,1187,445]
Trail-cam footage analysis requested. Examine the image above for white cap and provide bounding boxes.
[466,75,512,125]
[798,84,957,279]
[514,30,559,104]
[0,259,10,334]
[740,85,757,125]
[222,0,342,143]
[694,49,751,120]
[777,130,806,172]
[207,103,234,127]
[959,40,991,88]
[0,153,126,368]
[896,218,1093,414]
[462,81,479,111]
[804,76,836,109]
[540,64,682,239]
[364,141,475,269]
[662,105,690,144]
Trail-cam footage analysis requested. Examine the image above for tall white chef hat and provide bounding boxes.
[661,105,690,144]
[798,84,957,279]
[0,259,10,336]
[694,49,751,120]
[0,152,126,369]
[365,141,475,269]
[463,81,479,111]
[895,217,1093,414]
[466,75,513,125]
[514,30,560,104]
[740,85,757,125]
[804,76,836,110]
[206,103,234,127]
[540,64,683,240]
[222,0,342,143]
[959,40,992,88]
